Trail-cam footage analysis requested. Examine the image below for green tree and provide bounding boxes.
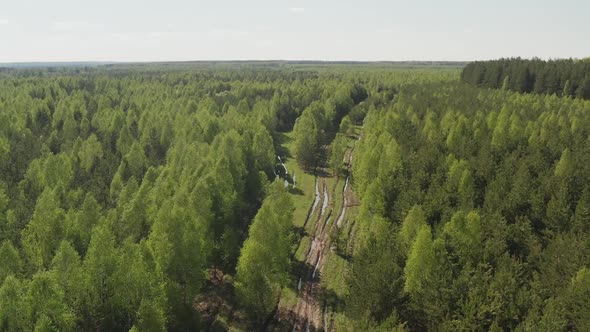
[563,79,573,97]
[81,224,121,330]
[0,241,22,283]
[346,223,405,325]
[330,133,347,177]
[441,211,481,265]
[251,127,275,176]
[339,115,353,135]
[554,148,573,178]
[501,76,510,90]
[114,242,166,331]
[66,193,102,254]
[235,184,293,324]
[50,241,83,317]
[22,188,65,270]
[404,224,434,296]
[0,275,26,331]
[573,188,590,232]
[564,268,590,330]
[25,271,76,331]
[292,112,321,170]
[77,134,103,172]
[147,189,208,330]
[125,142,148,180]
[132,299,167,332]
[576,76,590,99]
[398,205,427,256]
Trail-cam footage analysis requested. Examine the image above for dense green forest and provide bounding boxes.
[348,82,590,330]
[462,58,590,99]
[0,61,588,331]
[0,64,456,330]
[0,67,295,331]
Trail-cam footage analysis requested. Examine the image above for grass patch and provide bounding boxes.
[280,131,316,228]
[278,286,298,311]
[321,250,350,301]
[294,236,310,262]
[330,176,345,224]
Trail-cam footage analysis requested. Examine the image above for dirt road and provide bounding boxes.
[286,138,358,331]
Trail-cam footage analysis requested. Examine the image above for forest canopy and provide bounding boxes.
[461,58,590,99]
[0,61,588,331]
[348,81,590,330]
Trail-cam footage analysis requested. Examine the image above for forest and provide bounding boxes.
[0,61,588,331]
[462,58,590,99]
[347,82,590,330]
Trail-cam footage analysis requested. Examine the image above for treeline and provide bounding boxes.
[347,82,590,330]
[462,58,590,99]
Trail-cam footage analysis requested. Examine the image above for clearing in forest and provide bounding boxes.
[271,129,360,331]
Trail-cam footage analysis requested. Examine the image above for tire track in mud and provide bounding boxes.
[291,137,359,332]
[291,178,330,331]
[272,135,359,332]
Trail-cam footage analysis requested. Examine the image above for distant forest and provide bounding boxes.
[462,58,590,99]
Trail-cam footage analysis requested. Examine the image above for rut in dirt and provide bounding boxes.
[290,139,359,331]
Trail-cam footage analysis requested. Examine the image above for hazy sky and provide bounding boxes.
[0,0,588,62]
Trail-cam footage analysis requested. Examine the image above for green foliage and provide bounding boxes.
[292,109,321,169]
[25,271,76,331]
[133,299,167,332]
[573,188,590,232]
[350,83,369,104]
[404,224,434,296]
[0,275,26,331]
[66,193,101,254]
[81,225,121,329]
[235,183,294,324]
[564,268,590,330]
[6,62,588,330]
[147,191,208,327]
[398,205,427,256]
[22,188,65,270]
[348,81,590,329]
[339,115,353,135]
[0,138,9,164]
[462,58,590,99]
[49,241,82,311]
[554,147,573,177]
[346,221,405,325]
[0,65,305,329]
[442,210,481,264]
[329,133,348,177]
[0,240,22,283]
[77,134,103,172]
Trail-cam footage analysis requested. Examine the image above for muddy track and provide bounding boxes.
[290,139,359,331]
[270,136,359,332]
[290,178,331,331]
[269,177,327,331]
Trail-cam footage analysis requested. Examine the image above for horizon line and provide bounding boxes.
[1,57,586,68]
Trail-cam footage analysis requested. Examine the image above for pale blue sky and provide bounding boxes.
[0,0,588,62]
